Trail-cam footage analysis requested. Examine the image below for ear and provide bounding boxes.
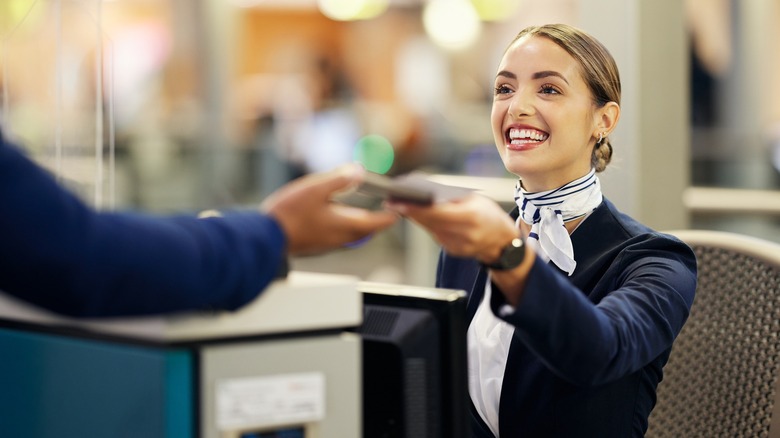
[593,101,620,138]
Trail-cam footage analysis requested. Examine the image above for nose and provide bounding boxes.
[508,89,534,118]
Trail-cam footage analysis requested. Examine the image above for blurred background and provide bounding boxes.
[1,0,779,286]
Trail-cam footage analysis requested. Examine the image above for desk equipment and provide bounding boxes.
[0,271,362,438]
[355,281,469,438]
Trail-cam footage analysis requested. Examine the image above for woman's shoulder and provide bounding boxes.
[579,198,696,263]
[600,198,688,243]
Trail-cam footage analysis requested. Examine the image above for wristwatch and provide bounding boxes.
[482,237,526,270]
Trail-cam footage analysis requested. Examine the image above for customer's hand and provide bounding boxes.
[261,164,398,256]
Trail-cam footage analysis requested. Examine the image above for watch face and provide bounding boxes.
[492,238,525,270]
[502,240,525,268]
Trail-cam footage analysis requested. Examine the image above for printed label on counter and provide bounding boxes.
[216,372,325,430]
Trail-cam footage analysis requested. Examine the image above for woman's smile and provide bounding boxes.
[506,126,549,151]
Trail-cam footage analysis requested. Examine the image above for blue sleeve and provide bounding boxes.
[490,237,697,387]
[0,132,287,317]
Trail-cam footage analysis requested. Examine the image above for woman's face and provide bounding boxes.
[491,35,601,191]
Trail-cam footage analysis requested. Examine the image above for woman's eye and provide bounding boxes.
[540,84,561,95]
[494,84,512,95]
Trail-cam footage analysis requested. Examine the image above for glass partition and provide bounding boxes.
[1,0,114,209]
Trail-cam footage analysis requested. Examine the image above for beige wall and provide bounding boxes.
[580,0,689,231]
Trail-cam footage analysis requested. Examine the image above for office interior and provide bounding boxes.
[1,0,779,436]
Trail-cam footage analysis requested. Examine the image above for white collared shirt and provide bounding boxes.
[468,274,514,437]
[467,211,592,436]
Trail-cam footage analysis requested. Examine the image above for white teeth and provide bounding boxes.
[508,128,548,141]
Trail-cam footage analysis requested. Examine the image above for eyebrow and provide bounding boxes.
[496,70,570,85]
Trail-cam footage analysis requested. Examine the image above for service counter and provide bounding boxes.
[0,271,362,438]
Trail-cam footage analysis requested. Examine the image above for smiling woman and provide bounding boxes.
[386,23,697,438]
[491,26,620,190]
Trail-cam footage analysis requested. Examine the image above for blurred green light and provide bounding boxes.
[470,0,520,21]
[354,134,394,174]
[318,0,389,21]
[1,0,38,32]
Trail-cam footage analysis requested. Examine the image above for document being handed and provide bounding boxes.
[335,171,474,209]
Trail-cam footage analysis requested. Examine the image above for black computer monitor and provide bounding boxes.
[355,282,469,438]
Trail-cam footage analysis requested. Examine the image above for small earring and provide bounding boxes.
[597,132,603,144]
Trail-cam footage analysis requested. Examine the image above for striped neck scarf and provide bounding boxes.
[514,168,602,276]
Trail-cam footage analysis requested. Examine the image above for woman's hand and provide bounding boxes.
[386,194,517,263]
[387,194,534,306]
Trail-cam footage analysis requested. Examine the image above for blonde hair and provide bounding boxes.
[511,24,621,172]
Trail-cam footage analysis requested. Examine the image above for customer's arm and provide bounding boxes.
[0,133,396,317]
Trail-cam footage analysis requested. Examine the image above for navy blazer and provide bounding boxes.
[0,130,287,317]
[437,199,697,437]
